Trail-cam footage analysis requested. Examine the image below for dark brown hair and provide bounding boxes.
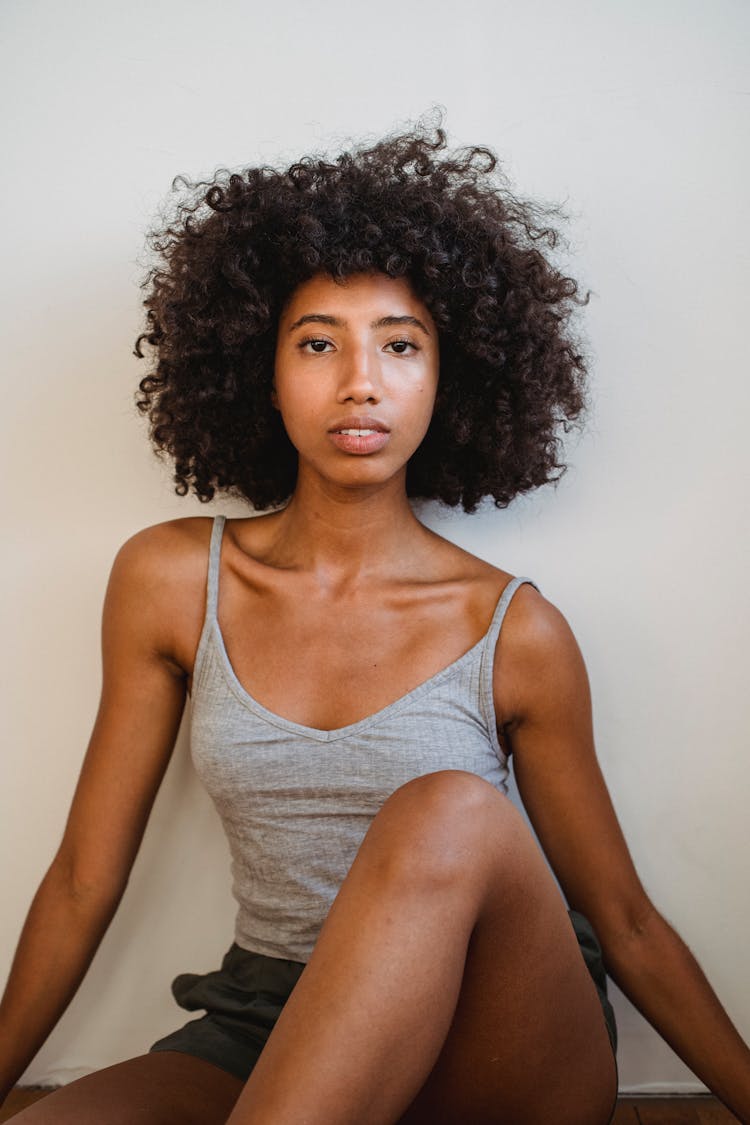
[134,111,590,513]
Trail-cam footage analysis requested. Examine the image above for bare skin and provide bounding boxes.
[10,1053,244,1125]
[4,271,750,1123]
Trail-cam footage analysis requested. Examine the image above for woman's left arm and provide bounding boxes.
[495,587,750,1122]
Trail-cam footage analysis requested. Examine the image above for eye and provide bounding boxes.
[386,338,419,355]
[297,336,332,353]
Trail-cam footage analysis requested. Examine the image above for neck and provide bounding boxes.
[265,470,429,589]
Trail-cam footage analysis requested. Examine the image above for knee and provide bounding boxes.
[386,768,505,817]
[362,770,523,891]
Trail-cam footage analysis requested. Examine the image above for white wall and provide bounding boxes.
[1,0,748,1096]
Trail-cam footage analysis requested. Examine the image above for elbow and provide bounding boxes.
[598,895,663,966]
[48,851,129,914]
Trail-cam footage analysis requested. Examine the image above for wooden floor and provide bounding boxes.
[0,1089,740,1123]
[612,1098,738,1123]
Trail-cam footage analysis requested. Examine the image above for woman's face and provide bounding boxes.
[273,271,439,494]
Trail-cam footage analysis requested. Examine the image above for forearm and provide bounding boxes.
[605,907,750,1122]
[0,860,121,1100]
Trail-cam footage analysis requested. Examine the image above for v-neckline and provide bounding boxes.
[208,614,493,744]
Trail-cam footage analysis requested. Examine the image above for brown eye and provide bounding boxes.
[298,337,332,353]
[387,339,418,354]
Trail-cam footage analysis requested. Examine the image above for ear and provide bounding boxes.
[270,383,279,410]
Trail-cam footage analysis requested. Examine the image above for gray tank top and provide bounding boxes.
[190,514,540,962]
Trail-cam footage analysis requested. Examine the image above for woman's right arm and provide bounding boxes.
[0,524,195,1101]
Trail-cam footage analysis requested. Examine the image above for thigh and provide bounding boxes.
[392,777,618,1125]
[399,923,618,1125]
[9,1050,244,1125]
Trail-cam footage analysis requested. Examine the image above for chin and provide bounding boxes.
[315,461,407,492]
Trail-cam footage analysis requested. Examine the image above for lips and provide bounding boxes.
[326,415,391,454]
[328,415,390,434]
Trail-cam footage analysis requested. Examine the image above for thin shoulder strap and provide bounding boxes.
[205,514,227,621]
[479,576,541,758]
[191,515,227,694]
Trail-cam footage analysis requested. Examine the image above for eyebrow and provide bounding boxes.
[287,313,431,337]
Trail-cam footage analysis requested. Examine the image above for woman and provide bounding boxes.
[1,119,748,1124]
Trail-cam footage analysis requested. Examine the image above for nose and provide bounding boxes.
[336,343,382,404]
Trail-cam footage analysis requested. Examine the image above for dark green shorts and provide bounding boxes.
[149,909,618,1087]
[149,942,305,1080]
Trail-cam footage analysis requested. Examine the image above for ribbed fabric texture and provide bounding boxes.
[189,515,540,962]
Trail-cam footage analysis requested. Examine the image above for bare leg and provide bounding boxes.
[226,770,617,1125]
[9,1051,244,1124]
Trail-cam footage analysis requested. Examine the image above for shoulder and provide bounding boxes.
[419,523,515,594]
[111,516,215,585]
[105,517,217,671]
[492,580,587,735]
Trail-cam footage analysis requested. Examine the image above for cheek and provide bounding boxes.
[415,373,439,415]
[274,368,314,416]
[278,396,310,437]
[403,382,438,448]
[274,382,327,450]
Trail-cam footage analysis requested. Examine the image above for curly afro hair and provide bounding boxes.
[134,111,590,514]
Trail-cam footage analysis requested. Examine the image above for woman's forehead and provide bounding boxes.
[280,270,431,323]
